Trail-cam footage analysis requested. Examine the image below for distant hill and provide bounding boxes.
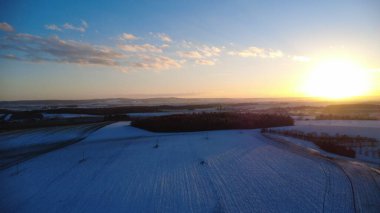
[0,97,318,110]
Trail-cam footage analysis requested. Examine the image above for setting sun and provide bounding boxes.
[303,60,372,99]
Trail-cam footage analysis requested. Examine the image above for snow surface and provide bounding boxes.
[127,112,183,117]
[0,122,379,212]
[275,120,380,165]
[0,123,105,151]
[295,120,380,128]
[3,114,12,121]
[42,113,102,119]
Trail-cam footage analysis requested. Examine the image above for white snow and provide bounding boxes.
[3,114,12,121]
[295,119,380,128]
[0,123,104,151]
[83,121,153,142]
[0,122,379,212]
[274,120,380,165]
[42,113,102,119]
[127,112,183,117]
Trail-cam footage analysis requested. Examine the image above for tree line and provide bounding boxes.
[260,129,376,158]
[316,114,377,120]
[131,112,294,132]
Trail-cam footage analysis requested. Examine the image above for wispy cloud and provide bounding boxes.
[1,54,19,60]
[0,32,182,72]
[1,27,310,72]
[119,44,162,53]
[132,55,181,70]
[178,45,221,66]
[45,20,88,33]
[45,24,62,31]
[178,51,203,59]
[195,59,216,66]
[81,20,88,28]
[199,45,221,57]
[229,46,283,58]
[156,33,172,43]
[0,33,124,66]
[0,22,14,32]
[120,33,138,40]
[63,23,86,32]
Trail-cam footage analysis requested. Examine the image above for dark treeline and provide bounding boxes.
[131,112,294,132]
[316,114,377,120]
[261,129,376,158]
[5,111,44,120]
[0,117,105,131]
[0,104,222,116]
[324,104,380,111]
[0,113,130,131]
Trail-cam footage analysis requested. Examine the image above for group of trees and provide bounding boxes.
[103,114,130,121]
[27,104,222,115]
[316,114,377,120]
[131,112,294,132]
[4,111,44,121]
[261,129,373,158]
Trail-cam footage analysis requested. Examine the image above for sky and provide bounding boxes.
[0,0,379,100]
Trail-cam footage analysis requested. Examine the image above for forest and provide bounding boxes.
[131,112,294,132]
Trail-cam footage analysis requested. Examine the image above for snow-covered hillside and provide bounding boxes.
[276,120,380,165]
[0,123,108,169]
[0,122,379,212]
[295,120,380,129]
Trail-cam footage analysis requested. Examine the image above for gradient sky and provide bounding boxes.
[0,0,379,100]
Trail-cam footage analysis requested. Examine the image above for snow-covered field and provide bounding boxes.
[295,120,380,128]
[42,113,103,119]
[0,122,379,212]
[275,120,380,165]
[0,123,108,169]
[0,123,105,151]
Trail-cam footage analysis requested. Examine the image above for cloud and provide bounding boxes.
[177,45,221,66]
[81,20,88,28]
[161,44,170,49]
[120,33,138,40]
[157,33,172,43]
[63,23,86,32]
[45,24,62,31]
[0,33,124,66]
[0,22,14,32]
[119,44,162,53]
[199,45,221,57]
[177,51,203,59]
[46,20,89,33]
[0,33,182,72]
[195,59,215,66]
[291,55,311,62]
[229,46,283,58]
[132,55,181,70]
[0,54,20,60]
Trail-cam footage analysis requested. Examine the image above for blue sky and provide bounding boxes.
[1,0,379,100]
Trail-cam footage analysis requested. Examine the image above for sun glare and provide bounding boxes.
[303,60,371,99]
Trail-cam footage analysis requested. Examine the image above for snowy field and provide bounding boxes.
[42,113,103,119]
[275,120,380,165]
[0,123,108,169]
[0,122,379,212]
[295,120,380,128]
